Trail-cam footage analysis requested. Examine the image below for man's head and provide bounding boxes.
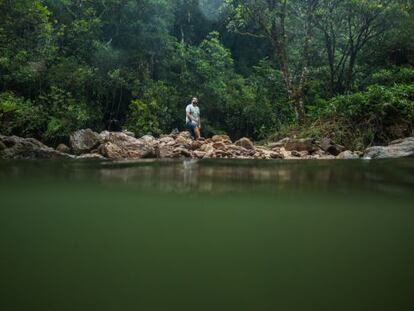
[192,97,198,105]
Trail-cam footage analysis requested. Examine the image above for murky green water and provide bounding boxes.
[1,159,413,310]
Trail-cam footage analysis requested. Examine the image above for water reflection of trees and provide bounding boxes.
[96,159,414,194]
[1,159,413,194]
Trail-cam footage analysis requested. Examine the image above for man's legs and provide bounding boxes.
[194,127,201,139]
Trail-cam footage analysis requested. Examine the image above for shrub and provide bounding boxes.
[367,67,414,86]
[0,92,45,137]
[38,87,91,140]
[124,99,161,137]
[303,84,414,149]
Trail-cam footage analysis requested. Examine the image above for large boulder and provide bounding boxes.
[337,150,360,160]
[98,131,156,159]
[70,129,101,155]
[0,135,73,160]
[268,137,290,149]
[56,143,71,154]
[235,137,254,150]
[0,140,6,151]
[364,137,414,159]
[285,138,318,152]
[318,138,345,156]
[140,135,156,144]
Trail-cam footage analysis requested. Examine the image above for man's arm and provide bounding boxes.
[186,111,194,122]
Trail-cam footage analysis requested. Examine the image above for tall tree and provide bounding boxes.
[225,0,320,124]
[0,0,54,95]
[316,0,394,94]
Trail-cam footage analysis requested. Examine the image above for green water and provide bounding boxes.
[1,159,413,310]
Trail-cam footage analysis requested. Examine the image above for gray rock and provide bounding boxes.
[0,135,73,160]
[70,129,101,155]
[122,130,135,137]
[318,138,345,156]
[0,140,6,151]
[318,138,332,151]
[56,143,71,154]
[285,138,318,152]
[77,153,107,160]
[337,150,360,160]
[364,137,414,159]
[268,137,289,149]
[141,135,156,143]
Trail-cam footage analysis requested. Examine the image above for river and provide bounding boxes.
[1,159,413,310]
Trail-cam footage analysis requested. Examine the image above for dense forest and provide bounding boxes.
[1,0,413,149]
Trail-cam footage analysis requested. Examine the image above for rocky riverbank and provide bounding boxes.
[1,129,413,160]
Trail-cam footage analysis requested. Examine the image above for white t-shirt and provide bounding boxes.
[186,104,200,125]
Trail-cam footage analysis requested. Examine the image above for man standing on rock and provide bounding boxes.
[186,97,201,139]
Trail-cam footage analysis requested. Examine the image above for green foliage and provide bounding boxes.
[304,83,414,149]
[125,99,161,137]
[0,0,413,147]
[0,93,45,137]
[0,0,54,94]
[367,68,414,86]
[38,87,91,139]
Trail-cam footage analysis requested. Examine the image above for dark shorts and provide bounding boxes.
[186,122,198,136]
[186,122,198,130]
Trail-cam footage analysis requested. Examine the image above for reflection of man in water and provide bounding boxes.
[186,97,201,139]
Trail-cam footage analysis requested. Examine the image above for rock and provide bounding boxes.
[194,151,206,158]
[155,145,175,158]
[235,137,254,150]
[122,130,135,137]
[99,142,124,159]
[56,143,71,154]
[141,135,155,143]
[318,138,345,156]
[199,143,214,152]
[170,128,179,136]
[173,147,192,158]
[190,140,203,150]
[268,137,290,149]
[318,138,332,151]
[159,136,175,144]
[98,131,156,159]
[175,135,192,146]
[212,142,227,150]
[275,147,289,159]
[327,144,345,156]
[178,131,192,139]
[269,151,284,159]
[364,137,414,159]
[77,153,107,160]
[212,135,232,144]
[255,147,284,160]
[291,150,302,157]
[390,138,405,145]
[70,129,101,155]
[0,141,6,151]
[285,138,317,152]
[0,135,73,160]
[337,150,360,160]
